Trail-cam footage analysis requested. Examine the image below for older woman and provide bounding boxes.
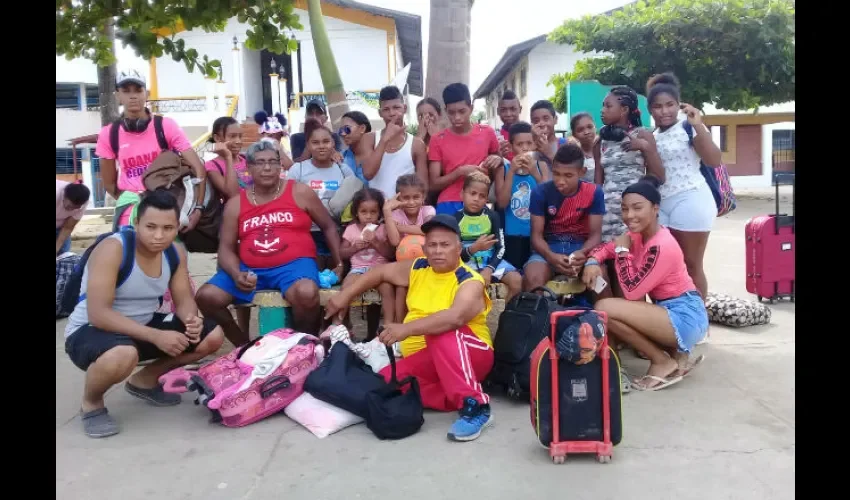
[195,140,343,345]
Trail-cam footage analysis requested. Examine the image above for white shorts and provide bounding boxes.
[659,183,716,232]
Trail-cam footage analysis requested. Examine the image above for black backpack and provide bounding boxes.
[488,287,567,400]
[110,115,169,155]
[60,229,179,314]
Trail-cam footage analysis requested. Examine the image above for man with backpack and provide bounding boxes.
[63,191,225,439]
[94,70,208,233]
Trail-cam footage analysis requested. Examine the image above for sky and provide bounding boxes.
[56,0,632,102]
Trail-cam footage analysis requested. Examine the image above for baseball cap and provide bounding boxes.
[305,100,327,115]
[421,214,461,236]
[116,70,146,89]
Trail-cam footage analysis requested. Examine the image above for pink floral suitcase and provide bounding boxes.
[159,329,324,428]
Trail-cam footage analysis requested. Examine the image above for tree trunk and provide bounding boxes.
[97,20,119,126]
[425,0,472,125]
[306,0,349,128]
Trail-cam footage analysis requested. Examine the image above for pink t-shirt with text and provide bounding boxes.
[343,223,389,269]
[56,180,88,228]
[391,205,436,227]
[95,116,192,193]
[428,124,500,204]
[590,226,696,301]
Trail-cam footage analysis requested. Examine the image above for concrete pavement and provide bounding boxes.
[56,198,795,500]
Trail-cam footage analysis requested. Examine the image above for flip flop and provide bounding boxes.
[631,374,683,392]
[677,354,705,378]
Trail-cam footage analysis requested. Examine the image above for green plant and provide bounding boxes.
[56,0,302,76]
[547,0,795,111]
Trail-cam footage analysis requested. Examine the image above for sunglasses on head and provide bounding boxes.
[337,125,352,136]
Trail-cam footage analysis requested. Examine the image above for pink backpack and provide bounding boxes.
[160,329,324,428]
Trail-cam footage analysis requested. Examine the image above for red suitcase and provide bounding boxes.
[745,172,795,303]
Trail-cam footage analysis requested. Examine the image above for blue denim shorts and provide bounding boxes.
[466,259,517,281]
[525,239,585,269]
[656,291,709,353]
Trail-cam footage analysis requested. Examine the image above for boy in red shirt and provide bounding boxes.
[496,90,522,161]
[428,83,502,215]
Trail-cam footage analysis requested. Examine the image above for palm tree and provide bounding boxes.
[425,0,473,113]
[96,20,119,125]
[306,0,349,128]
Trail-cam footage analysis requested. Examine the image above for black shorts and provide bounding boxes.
[503,235,532,270]
[64,313,218,371]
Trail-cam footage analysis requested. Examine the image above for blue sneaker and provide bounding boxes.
[447,397,493,442]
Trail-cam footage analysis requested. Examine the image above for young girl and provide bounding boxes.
[570,112,598,183]
[288,119,360,270]
[415,98,442,149]
[382,173,435,323]
[254,111,294,170]
[340,188,395,332]
[646,73,721,302]
[582,176,708,391]
[594,86,665,243]
[205,116,245,197]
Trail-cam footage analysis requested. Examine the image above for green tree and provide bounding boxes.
[307,0,349,127]
[56,0,301,124]
[547,0,795,112]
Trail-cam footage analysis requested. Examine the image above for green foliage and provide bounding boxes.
[56,0,302,78]
[548,0,795,111]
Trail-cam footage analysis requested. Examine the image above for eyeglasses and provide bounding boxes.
[249,159,280,167]
[337,125,352,136]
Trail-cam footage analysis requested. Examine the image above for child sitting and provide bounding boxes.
[523,143,605,291]
[455,172,523,302]
[383,173,435,327]
[494,121,551,270]
[340,188,396,332]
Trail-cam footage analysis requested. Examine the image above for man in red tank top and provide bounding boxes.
[196,141,343,345]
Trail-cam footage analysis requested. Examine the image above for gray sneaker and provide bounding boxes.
[81,408,119,438]
[125,382,182,406]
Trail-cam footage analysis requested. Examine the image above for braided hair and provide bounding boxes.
[609,86,642,128]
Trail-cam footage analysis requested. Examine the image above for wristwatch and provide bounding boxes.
[615,246,629,255]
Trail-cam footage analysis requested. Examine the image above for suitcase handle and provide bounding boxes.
[772,172,795,234]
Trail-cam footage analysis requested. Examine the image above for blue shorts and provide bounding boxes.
[525,239,585,268]
[436,201,464,216]
[467,259,517,281]
[656,291,709,353]
[205,258,319,305]
[312,231,331,257]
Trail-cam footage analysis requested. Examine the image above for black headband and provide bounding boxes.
[623,182,661,205]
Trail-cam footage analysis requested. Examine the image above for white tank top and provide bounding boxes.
[370,131,415,198]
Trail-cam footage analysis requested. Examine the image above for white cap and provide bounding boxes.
[116,69,146,88]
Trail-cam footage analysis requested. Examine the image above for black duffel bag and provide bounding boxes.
[304,341,387,419]
[365,344,424,440]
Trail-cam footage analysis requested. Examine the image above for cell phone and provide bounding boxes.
[594,276,608,294]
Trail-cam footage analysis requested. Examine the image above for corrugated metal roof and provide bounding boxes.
[325,0,423,95]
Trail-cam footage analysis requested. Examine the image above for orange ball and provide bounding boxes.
[395,234,426,261]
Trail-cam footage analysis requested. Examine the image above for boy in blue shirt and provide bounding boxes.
[493,121,550,269]
[523,143,605,291]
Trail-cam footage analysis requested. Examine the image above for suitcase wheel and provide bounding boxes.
[768,298,775,304]
[597,455,612,464]
[756,296,762,303]
[790,295,795,303]
[553,455,566,464]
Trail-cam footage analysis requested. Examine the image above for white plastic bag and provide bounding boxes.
[321,325,393,373]
[284,393,363,439]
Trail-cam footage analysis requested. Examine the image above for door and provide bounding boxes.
[771,129,795,174]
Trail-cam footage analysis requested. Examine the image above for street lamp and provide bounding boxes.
[270,58,277,75]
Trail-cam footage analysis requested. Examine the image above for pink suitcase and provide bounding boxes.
[159,329,323,428]
[744,173,795,303]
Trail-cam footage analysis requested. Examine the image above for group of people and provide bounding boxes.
[60,69,716,442]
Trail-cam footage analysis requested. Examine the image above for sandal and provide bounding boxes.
[125,382,182,407]
[631,374,683,392]
[619,367,632,394]
[677,354,705,378]
[81,408,119,438]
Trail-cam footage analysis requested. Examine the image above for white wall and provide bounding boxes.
[155,10,390,100]
[56,109,101,148]
[242,48,264,118]
[526,41,584,114]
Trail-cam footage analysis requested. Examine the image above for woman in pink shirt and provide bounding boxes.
[582,176,708,391]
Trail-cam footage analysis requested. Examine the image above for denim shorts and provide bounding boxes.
[659,183,716,232]
[525,239,585,269]
[656,290,709,353]
[466,259,517,281]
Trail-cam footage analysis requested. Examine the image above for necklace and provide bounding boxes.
[250,179,282,205]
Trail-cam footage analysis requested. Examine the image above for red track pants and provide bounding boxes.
[379,326,494,411]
